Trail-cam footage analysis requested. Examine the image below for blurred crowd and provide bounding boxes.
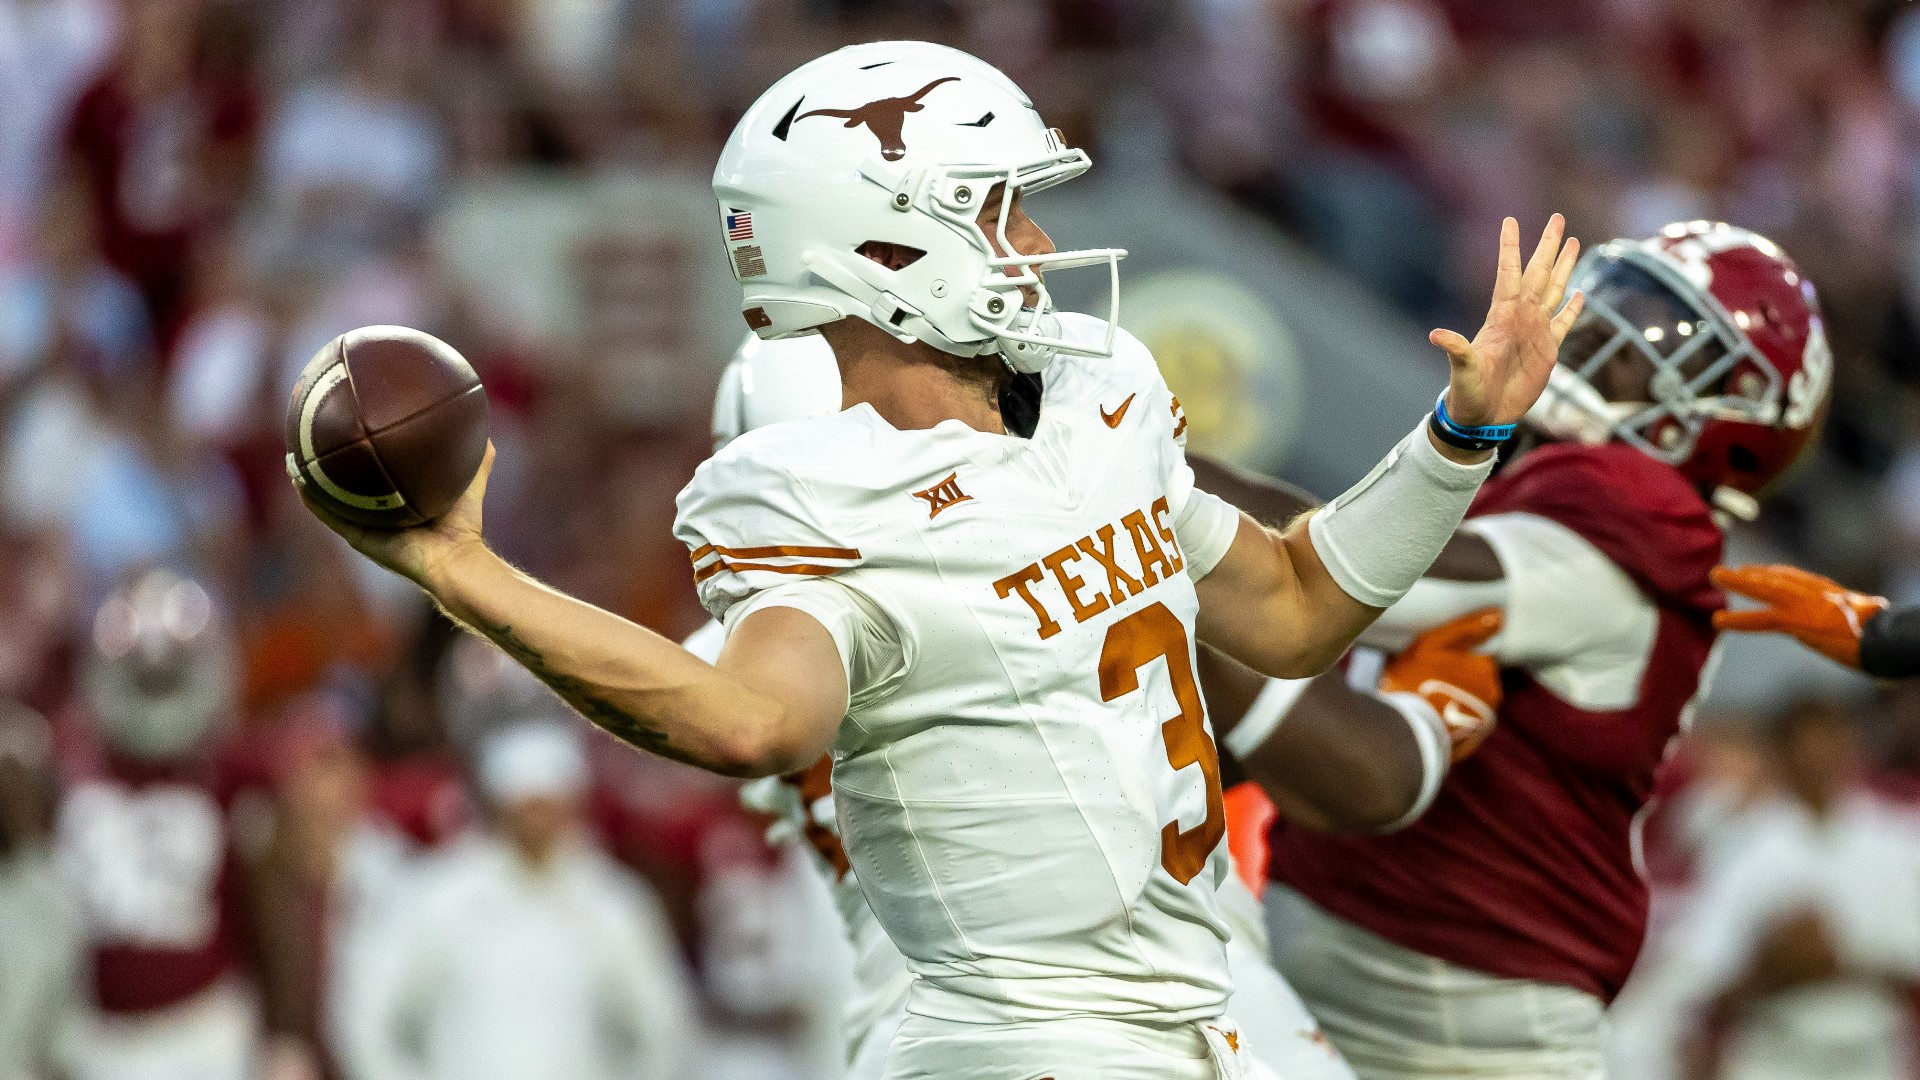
[8,0,1920,1079]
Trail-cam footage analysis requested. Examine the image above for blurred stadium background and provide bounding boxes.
[3,0,1920,1078]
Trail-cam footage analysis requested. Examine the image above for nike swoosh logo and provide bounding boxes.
[1100,394,1136,429]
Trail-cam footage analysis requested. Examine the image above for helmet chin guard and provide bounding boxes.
[714,42,1125,375]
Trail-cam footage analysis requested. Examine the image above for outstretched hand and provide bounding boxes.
[1433,215,1585,432]
[295,441,495,590]
[1711,564,1887,670]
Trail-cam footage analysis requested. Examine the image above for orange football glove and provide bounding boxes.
[1379,608,1505,762]
[1710,564,1887,670]
[784,755,850,879]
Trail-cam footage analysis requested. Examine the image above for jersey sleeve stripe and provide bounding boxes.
[687,543,861,565]
[688,544,862,581]
[712,560,851,577]
[713,544,861,560]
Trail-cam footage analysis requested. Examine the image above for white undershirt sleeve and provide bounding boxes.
[1174,486,1242,581]
[1465,512,1659,711]
[1356,511,1658,710]
[1221,677,1311,761]
[1357,577,1510,653]
[1377,690,1452,832]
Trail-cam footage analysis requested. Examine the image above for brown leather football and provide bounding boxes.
[285,326,489,528]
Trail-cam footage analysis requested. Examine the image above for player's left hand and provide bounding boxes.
[1711,564,1887,669]
[1379,608,1504,762]
[1432,215,1585,432]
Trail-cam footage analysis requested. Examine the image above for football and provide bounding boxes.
[285,326,490,528]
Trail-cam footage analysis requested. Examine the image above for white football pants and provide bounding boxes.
[880,1013,1253,1080]
[1267,885,1607,1080]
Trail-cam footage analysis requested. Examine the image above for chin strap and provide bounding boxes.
[997,310,1062,373]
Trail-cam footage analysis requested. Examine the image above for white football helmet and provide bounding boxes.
[84,570,235,762]
[713,41,1124,374]
[711,333,843,450]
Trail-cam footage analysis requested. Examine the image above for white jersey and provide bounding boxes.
[691,621,914,1064]
[721,619,1352,1080]
[675,314,1244,1026]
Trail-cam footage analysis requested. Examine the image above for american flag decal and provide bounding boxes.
[725,210,754,241]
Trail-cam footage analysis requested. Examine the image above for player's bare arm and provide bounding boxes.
[1187,455,1501,829]
[1194,215,1583,679]
[1187,454,1502,581]
[300,447,847,777]
[1198,648,1423,830]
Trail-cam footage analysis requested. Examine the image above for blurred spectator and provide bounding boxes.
[53,570,281,1080]
[0,701,81,1080]
[164,233,278,452]
[0,524,79,716]
[334,722,694,1080]
[0,181,246,601]
[0,0,115,270]
[248,699,411,1080]
[261,9,444,265]
[63,0,259,339]
[0,178,152,385]
[1611,700,1920,1080]
[356,629,469,849]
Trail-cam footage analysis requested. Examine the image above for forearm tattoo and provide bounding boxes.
[475,618,671,752]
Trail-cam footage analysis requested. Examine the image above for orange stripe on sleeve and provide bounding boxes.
[712,544,860,561]
[717,561,848,576]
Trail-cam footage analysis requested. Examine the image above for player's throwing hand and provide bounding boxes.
[1431,215,1585,443]
[298,442,495,590]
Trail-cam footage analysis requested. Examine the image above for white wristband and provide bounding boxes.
[1377,690,1451,832]
[1307,419,1495,608]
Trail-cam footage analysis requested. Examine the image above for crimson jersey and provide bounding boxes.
[56,745,273,1014]
[1270,442,1723,1002]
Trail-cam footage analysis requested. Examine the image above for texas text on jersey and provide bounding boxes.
[677,313,1246,1026]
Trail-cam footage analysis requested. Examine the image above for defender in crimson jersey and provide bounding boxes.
[55,571,285,1080]
[1257,223,1833,1080]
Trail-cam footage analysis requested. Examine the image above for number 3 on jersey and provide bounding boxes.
[1098,602,1225,884]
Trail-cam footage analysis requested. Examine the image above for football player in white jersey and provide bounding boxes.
[697,332,1365,1080]
[297,41,1582,1080]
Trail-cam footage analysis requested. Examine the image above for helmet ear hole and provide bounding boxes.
[855,241,926,270]
[1728,445,1760,474]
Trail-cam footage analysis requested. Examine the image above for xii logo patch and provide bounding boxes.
[912,472,972,519]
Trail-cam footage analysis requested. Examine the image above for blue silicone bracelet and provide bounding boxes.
[1431,391,1516,445]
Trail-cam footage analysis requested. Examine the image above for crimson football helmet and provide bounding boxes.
[1526,222,1831,514]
